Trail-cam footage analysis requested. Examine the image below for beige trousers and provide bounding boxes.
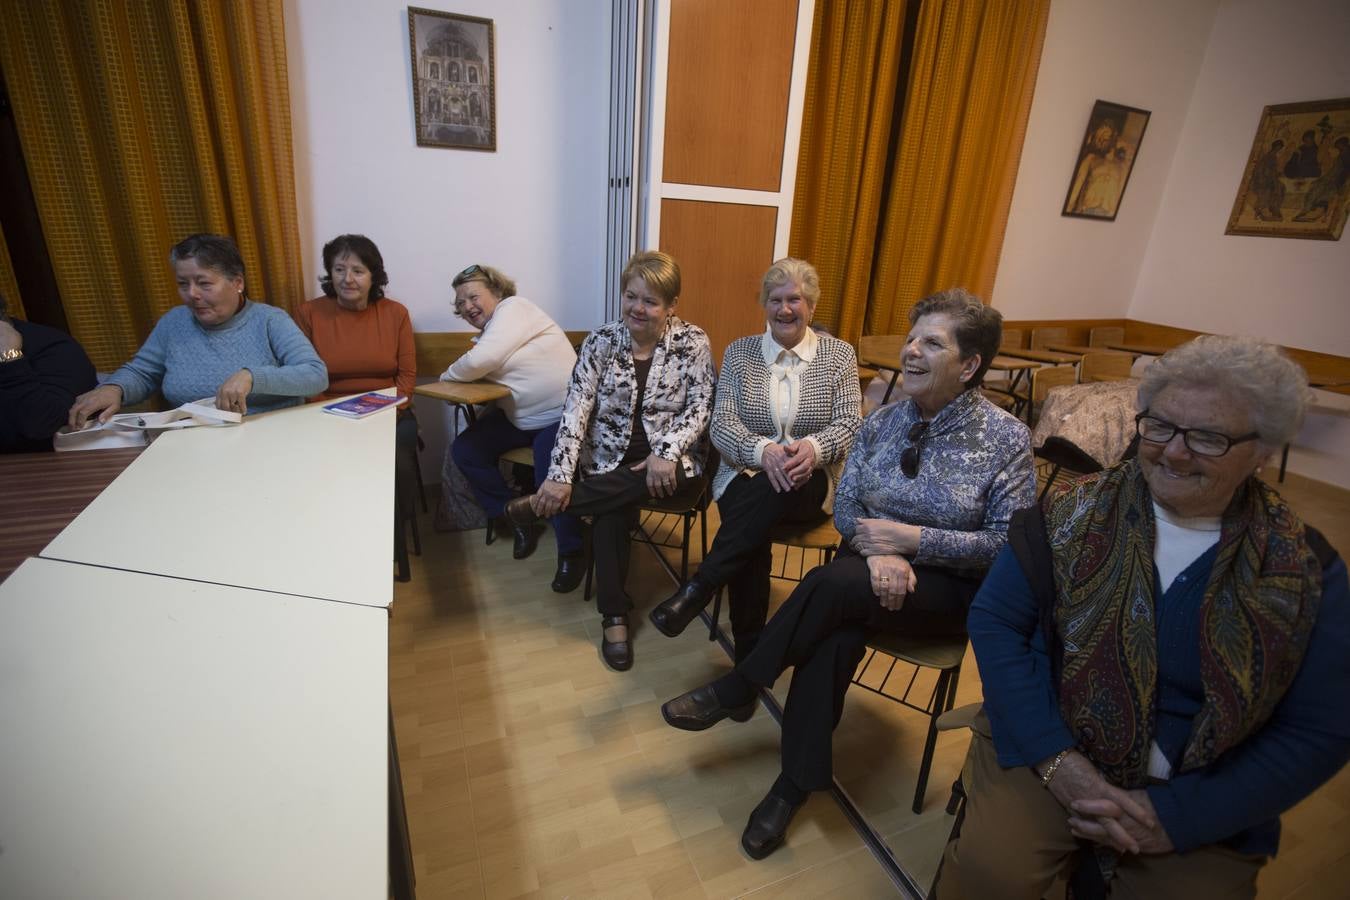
[935,727,1264,900]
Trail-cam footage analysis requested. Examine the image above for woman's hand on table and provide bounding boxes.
[534,479,572,517]
[633,454,678,498]
[216,369,254,416]
[1068,789,1173,855]
[865,554,916,610]
[69,384,124,429]
[1041,750,1159,855]
[853,518,921,557]
[781,439,817,488]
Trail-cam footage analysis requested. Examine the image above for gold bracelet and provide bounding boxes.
[1039,749,1072,787]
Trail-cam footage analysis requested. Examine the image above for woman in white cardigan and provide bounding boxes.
[648,258,863,663]
[441,264,584,591]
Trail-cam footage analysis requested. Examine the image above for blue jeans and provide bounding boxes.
[450,408,582,555]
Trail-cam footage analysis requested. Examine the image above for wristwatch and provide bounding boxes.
[0,347,23,363]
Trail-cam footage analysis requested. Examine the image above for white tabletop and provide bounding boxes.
[0,557,388,900]
[43,399,396,609]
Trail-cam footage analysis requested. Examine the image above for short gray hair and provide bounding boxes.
[760,258,821,308]
[908,287,1002,389]
[1137,335,1310,447]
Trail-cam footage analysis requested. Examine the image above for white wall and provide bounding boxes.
[991,0,1221,319]
[285,0,610,332]
[1130,0,1350,356]
[284,0,611,481]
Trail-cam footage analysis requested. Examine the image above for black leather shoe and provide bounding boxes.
[504,495,540,528]
[601,615,632,671]
[511,523,539,560]
[741,792,805,860]
[661,684,753,731]
[551,553,585,593]
[649,578,715,638]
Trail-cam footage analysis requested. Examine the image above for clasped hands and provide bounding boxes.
[531,452,681,519]
[760,440,816,493]
[1045,750,1174,856]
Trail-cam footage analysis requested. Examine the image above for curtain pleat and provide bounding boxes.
[789,0,1050,343]
[0,0,302,371]
[0,224,22,318]
[870,0,1049,335]
[788,0,909,344]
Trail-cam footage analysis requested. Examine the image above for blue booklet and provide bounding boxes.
[322,393,406,419]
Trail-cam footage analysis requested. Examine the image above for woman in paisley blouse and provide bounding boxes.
[648,258,863,663]
[506,251,714,672]
[660,288,1035,861]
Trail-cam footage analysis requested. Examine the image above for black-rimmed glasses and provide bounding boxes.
[1135,413,1259,457]
[901,420,929,478]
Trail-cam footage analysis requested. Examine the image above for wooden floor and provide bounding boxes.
[390,468,1350,899]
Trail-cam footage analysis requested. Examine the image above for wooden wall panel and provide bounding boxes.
[663,0,798,191]
[660,199,778,363]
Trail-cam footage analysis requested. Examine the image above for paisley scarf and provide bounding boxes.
[1043,459,1321,787]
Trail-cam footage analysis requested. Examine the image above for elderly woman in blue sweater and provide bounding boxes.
[69,234,326,426]
[937,336,1350,899]
[661,288,1035,860]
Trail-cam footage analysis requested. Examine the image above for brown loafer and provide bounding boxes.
[661,684,753,731]
[741,792,804,860]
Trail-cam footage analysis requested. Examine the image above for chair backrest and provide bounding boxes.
[1088,326,1125,347]
[1080,351,1133,383]
[1030,326,1069,349]
[1031,365,1077,406]
[1000,327,1026,350]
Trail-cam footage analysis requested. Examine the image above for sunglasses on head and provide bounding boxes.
[901,420,929,479]
[457,264,482,279]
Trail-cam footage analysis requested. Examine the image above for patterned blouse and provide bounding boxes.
[710,332,862,509]
[834,388,1036,571]
[547,317,714,482]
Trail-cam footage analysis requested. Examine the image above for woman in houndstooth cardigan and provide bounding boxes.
[648,258,863,662]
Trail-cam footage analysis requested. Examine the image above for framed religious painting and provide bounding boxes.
[1226,97,1350,240]
[408,8,497,151]
[1062,100,1151,221]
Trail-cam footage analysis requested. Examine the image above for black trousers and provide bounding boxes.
[567,463,702,617]
[696,470,828,659]
[737,548,980,790]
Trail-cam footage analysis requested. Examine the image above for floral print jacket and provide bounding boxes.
[546,317,714,483]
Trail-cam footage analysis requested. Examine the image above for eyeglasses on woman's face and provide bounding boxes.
[1135,413,1259,457]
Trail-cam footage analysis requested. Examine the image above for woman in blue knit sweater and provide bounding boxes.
[69,234,326,426]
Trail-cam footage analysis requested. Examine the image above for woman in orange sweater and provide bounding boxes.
[297,234,419,499]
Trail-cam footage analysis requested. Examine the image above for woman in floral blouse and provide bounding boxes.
[507,251,714,672]
[660,288,1036,861]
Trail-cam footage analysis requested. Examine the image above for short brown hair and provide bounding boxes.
[908,288,1002,388]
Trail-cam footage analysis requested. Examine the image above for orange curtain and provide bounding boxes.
[790,0,1050,343]
[788,0,910,344]
[0,0,302,370]
[0,224,22,319]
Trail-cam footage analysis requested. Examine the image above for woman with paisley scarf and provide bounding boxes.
[938,336,1350,899]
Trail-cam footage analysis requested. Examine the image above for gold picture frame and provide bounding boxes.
[408,8,496,151]
[1226,97,1350,240]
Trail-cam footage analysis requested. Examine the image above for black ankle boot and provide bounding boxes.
[648,578,715,638]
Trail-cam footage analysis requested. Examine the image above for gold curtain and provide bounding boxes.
[0,0,302,370]
[787,0,910,344]
[789,0,1050,343]
[0,224,22,319]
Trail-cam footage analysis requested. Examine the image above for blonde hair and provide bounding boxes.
[620,251,680,305]
[452,263,516,299]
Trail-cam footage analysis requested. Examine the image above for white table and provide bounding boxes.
[0,557,388,900]
[43,400,396,609]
